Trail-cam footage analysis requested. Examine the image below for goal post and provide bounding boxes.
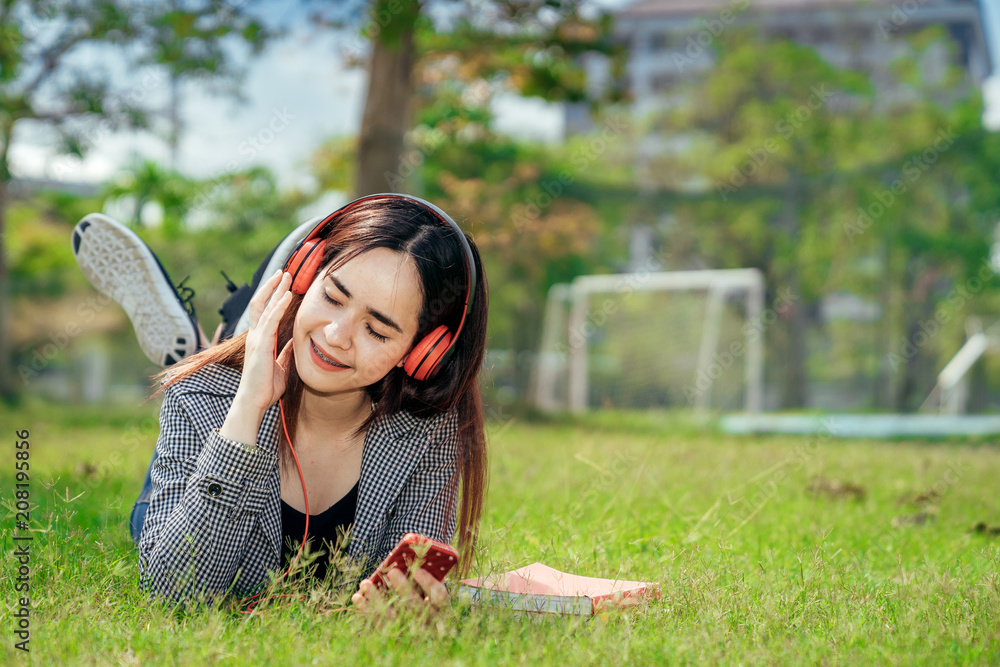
[532,269,765,413]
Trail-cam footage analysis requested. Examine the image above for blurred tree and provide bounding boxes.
[648,34,871,407]
[651,28,1000,410]
[191,165,306,235]
[336,0,624,196]
[353,0,422,197]
[143,0,271,167]
[0,0,271,402]
[103,159,194,235]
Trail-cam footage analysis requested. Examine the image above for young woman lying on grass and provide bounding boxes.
[71,194,489,612]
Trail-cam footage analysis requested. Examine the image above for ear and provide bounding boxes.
[397,353,409,368]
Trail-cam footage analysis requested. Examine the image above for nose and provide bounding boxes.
[323,315,353,351]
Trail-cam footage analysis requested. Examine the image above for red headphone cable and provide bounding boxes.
[234,334,310,613]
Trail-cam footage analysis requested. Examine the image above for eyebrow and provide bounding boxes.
[328,275,404,334]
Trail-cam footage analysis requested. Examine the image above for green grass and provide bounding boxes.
[2,399,999,664]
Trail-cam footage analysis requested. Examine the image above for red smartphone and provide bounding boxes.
[364,533,460,589]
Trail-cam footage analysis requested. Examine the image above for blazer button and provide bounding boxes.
[207,482,223,497]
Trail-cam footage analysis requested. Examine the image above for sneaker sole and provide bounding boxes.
[72,214,202,367]
[232,215,323,336]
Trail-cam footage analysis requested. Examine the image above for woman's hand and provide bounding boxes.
[239,270,295,410]
[220,270,295,445]
[352,567,449,619]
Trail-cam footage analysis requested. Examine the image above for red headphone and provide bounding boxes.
[282,193,477,381]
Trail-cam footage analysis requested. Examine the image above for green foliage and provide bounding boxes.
[416,1,626,107]
[309,136,358,195]
[102,159,194,236]
[7,194,103,297]
[0,0,275,180]
[651,28,1000,409]
[143,1,271,89]
[192,166,306,235]
[0,0,277,399]
[415,130,618,352]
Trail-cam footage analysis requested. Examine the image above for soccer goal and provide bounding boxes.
[531,269,766,413]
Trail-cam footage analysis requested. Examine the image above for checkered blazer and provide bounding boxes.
[137,363,460,601]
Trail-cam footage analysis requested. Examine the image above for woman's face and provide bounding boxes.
[292,248,423,395]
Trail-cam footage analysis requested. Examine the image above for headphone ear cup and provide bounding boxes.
[403,325,453,380]
[285,240,324,295]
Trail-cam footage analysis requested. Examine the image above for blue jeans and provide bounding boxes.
[129,449,157,546]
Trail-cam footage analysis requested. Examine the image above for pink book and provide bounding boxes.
[455,562,660,616]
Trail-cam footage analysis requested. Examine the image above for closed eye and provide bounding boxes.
[323,292,390,342]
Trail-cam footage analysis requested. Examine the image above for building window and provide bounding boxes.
[649,32,671,52]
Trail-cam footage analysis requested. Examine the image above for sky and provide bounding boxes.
[9,0,999,191]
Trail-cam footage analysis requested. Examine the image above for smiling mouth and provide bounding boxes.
[311,340,349,368]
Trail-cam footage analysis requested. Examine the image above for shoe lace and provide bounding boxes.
[175,275,198,319]
[220,270,240,294]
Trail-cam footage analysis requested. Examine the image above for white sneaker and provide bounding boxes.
[72,213,204,367]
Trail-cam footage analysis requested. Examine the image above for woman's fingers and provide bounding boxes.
[261,281,293,335]
[412,567,449,607]
[353,579,396,620]
[351,580,374,610]
[248,270,288,329]
[352,568,448,619]
[236,272,294,410]
[387,568,423,605]
[275,338,294,369]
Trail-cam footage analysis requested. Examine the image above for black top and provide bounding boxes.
[280,480,359,581]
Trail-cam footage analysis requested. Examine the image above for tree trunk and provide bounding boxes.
[873,242,893,409]
[779,173,808,408]
[354,0,421,197]
[781,273,809,409]
[894,265,941,411]
[894,317,923,411]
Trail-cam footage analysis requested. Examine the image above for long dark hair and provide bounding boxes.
[155,196,489,571]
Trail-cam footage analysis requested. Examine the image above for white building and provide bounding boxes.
[568,0,993,134]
